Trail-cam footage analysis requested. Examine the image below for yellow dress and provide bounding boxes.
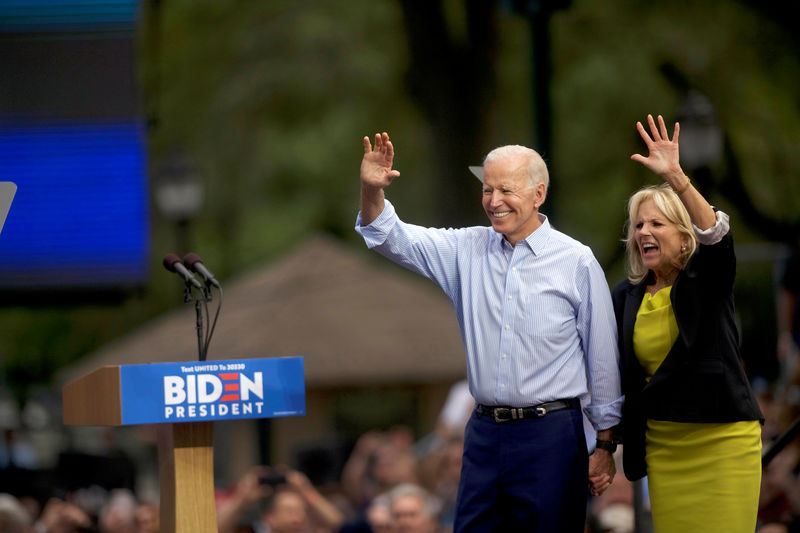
[633,287,761,533]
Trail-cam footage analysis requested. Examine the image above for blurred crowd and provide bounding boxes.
[1,376,798,533]
[2,378,800,533]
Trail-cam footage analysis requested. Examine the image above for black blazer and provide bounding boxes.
[611,231,763,481]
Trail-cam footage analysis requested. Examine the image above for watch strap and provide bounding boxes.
[595,439,617,453]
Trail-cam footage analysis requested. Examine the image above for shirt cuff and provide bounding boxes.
[354,199,397,248]
[583,396,624,431]
[694,210,729,246]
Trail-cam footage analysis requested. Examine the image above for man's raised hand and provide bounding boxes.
[361,132,400,190]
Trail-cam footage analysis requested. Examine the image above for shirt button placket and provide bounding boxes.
[498,257,519,403]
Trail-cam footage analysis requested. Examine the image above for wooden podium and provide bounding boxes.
[63,358,305,533]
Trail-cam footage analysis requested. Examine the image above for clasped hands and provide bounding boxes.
[589,448,616,496]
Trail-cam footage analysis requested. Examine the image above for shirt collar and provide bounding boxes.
[495,213,551,255]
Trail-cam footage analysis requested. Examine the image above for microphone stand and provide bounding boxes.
[165,252,222,363]
[195,299,206,361]
[183,282,208,362]
[167,253,222,363]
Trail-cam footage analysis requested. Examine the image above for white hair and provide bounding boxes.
[483,145,549,189]
[387,483,441,520]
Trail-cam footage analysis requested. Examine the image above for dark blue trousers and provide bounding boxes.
[453,406,588,533]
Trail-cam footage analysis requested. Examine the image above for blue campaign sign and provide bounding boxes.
[119,357,305,425]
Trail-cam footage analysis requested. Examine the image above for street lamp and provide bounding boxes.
[511,0,572,225]
[676,90,722,173]
[154,150,204,253]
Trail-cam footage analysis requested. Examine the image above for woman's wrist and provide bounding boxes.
[664,172,691,194]
[673,175,692,195]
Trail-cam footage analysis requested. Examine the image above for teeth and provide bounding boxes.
[493,211,510,218]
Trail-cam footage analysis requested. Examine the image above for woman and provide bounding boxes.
[612,114,763,531]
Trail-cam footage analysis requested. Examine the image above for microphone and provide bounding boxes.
[163,253,203,289]
[183,252,220,288]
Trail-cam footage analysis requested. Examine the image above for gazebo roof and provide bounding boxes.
[59,236,466,387]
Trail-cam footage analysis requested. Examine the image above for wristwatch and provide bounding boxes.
[595,439,617,454]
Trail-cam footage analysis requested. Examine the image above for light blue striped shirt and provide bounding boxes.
[356,200,623,430]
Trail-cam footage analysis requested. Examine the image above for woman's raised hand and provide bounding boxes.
[630,114,685,184]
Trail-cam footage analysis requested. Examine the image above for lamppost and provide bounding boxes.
[154,150,203,255]
[511,0,571,225]
[676,90,722,176]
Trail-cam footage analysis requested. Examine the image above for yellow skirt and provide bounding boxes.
[645,419,761,533]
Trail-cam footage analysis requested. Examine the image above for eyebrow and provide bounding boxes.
[483,182,521,190]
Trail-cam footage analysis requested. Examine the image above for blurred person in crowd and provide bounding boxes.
[338,491,392,533]
[217,466,281,533]
[260,489,313,533]
[417,436,462,533]
[0,493,33,533]
[33,497,92,533]
[387,484,440,533]
[217,465,344,533]
[133,500,158,533]
[362,495,391,533]
[98,489,137,533]
[0,429,37,470]
[356,132,622,531]
[612,114,763,532]
[340,429,418,512]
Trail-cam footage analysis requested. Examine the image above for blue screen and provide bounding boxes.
[0,121,149,289]
[0,0,139,33]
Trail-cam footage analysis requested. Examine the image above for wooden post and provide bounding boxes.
[157,422,217,533]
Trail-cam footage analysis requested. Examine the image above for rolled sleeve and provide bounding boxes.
[694,210,730,246]
[584,396,625,431]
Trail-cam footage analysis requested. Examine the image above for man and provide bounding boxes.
[355,132,623,532]
[388,484,441,533]
[260,489,312,533]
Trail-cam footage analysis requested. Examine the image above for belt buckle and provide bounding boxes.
[535,406,547,417]
[493,408,508,423]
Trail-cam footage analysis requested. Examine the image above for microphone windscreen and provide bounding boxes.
[183,252,201,269]
[162,253,182,272]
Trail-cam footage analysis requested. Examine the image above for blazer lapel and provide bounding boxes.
[622,282,645,362]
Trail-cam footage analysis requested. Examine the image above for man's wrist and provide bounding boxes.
[595,439,617,454]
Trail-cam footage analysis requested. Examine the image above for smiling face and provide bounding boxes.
[634,198,687,279]
[481,155,545,246]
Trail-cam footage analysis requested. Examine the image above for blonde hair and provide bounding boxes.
[624,184,697,283]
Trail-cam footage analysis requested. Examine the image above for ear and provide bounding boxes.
[533,182,547,209]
